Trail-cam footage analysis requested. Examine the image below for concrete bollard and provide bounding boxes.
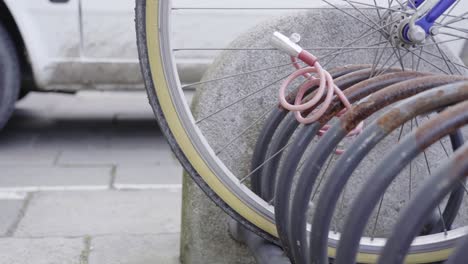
[181,9,468,263]
[462,42,468,65]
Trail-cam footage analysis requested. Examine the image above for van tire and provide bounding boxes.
[0,22,20,130]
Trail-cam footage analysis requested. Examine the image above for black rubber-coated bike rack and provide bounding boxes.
[238,65,468,264]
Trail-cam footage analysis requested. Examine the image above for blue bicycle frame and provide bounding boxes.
[406,0,458,37]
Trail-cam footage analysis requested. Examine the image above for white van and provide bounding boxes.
[0,0,282,130]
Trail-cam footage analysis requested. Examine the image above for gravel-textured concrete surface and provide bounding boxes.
[462,44,468,65]
[184,8,468,263]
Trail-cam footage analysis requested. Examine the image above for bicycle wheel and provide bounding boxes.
[135,0,468,261]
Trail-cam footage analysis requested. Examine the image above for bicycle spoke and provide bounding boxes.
[458,180,468,196]
[393,44,406,71]
[387,0,394,9]
[320,3,402,57]
[406,48,450,74]
[342,0,400,75]
[437,24,468,34]
[408,119,414,200]
[437,205,448,236]
[375,50,410,76]
[420,49,468,71]
[373,0,382,19]
[321,18,401,67]
[415,46,423,71]
[319,41,389,64]
[174,46,396,51]
[370,37,390,77]
[173,7,339,10]
[438,0,462,24]
[240,141,294,183]
[337,172,349,231]
[215,106,274,155]
[406,0,416,8]
[335,2,389,76]
[438,32,468,41]
[342,0,382,29]
[421,37,467,47]
[415,117,448,235]
[372,48,398,75]
[194,39,386,123]
[421,115,451,159]
[311,149,336,202]
[393,0,406,10]
[397,122,406,142]
[411,48,415,71]
[325,0,381,31]
[195,70,294,123]
[429,36,456,75]
[180,41,390,91]
[439,11,468,27]
[371,194,385,240]
[346,0,410,14]
[181,61,296,89]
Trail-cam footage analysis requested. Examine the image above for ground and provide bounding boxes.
[0,91,183,264]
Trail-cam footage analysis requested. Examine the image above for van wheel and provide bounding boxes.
[0,23,20,130]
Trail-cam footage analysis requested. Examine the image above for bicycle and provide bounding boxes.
[135,0,467,262]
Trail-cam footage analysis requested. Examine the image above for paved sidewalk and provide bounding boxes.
[0,91,183,264]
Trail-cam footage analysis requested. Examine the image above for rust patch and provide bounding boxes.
[376,108,403,131]
[346,71,428,100]
[340,76,467,132]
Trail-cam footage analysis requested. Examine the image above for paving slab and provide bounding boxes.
[108,134,168,150]
[0,166,112,191]
[0,131,38,150]
[33,131,111,151]
[15,93,58,112]
[57,149,178,166]
[114,111,156,121]
[114,165,182,188]
[89,233,180,264]
[0,200,24,236]
[0,149,59,166]
[15,190,181,237]
[0,237,83,264]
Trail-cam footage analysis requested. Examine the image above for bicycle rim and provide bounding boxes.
[136,0,468,262]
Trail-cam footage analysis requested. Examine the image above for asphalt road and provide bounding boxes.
[0,91,183,264]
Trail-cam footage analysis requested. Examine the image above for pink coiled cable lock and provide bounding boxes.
[271,32,363,153]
